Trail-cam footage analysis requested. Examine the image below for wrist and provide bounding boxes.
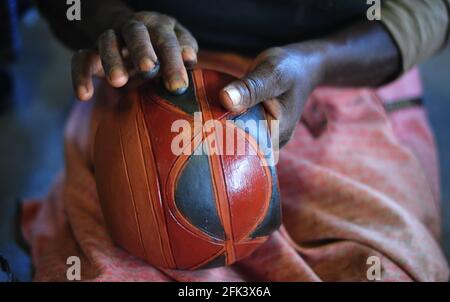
[284,41,330,90]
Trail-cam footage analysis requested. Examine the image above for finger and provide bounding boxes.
[98,29,128,87]
[148,21,188,95]
[220,61,291,112]
[121,20,160,77]
[175,23,198,67]
[71,49,103,101]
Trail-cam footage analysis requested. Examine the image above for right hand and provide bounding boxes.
[71,11,199,101]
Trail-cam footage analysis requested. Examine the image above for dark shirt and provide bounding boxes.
[126,0,368,55]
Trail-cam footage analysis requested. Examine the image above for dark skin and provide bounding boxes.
[38,0,400,147]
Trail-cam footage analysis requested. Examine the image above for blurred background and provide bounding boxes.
[0,4,449,281]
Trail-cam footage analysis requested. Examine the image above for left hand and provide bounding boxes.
[219,46,324,148]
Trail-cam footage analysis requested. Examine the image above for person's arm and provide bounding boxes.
[220,0,450,147]
[220,21,400,147]
[381,0,450,71]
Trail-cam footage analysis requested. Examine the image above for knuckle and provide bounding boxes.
[243,76,264,105]
[158,13,176,25]
[122,20,145,34]
[262,56,294,90]
[152,26,177,48]
[133,11,147,19]
[260,47,291,65]
[265,46,288,57]
[133,11,153,22]
[272,66,287,88]
[266,58,284,79]
[157,37,179,52]
[135,12,175,28]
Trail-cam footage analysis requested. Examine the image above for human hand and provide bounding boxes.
[71,11,198,101]
[219,45,325,147]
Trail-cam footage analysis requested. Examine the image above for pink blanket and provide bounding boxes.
[22,53,449,281]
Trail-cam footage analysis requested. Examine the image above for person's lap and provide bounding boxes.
[19,52,449,281]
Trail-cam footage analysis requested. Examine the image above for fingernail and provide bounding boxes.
[166,78,188,95]
[109,67,127,82]
[77,85,89,99]
[139,57,155,72]
[141,61,160,79]
[224,87,241,107]
[182,47,197,62]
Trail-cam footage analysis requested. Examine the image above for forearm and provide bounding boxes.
[321,21,400,87]
[286,21,401,88]
[36,0,133,50]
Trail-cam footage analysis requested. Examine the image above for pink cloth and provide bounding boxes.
[22,56,449,281]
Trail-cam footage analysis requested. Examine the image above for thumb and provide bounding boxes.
[220,60,290,112]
